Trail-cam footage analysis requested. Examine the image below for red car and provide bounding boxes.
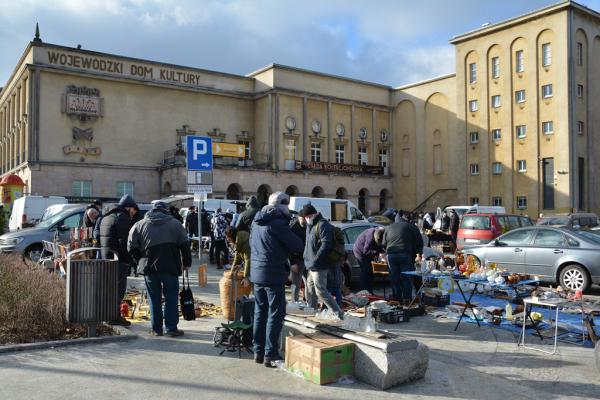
[457,213,533,250]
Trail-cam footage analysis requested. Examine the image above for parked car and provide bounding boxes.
[538,213,598,229]
[0,206,86,261]
[462,226,600,291]
[336,222,442,287]
[456,213,533,250]
[8,196,68,231]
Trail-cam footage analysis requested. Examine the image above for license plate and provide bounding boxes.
[465,239,480,244]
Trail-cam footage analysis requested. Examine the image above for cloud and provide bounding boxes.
[0,0,571,88]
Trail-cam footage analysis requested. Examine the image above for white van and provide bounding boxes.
[9,196,69,231]
[288,197,366,222]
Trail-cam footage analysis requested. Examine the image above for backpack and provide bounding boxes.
[316,221,347,266]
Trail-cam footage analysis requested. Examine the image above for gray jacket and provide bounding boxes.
[127,208,192,276]
[303,214,334,271]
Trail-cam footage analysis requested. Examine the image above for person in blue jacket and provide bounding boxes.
[250,192,303,368]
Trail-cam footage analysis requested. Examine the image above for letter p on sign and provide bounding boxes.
[186,136,212,171]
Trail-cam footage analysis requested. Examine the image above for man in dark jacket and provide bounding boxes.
[382,218,424,303]
[128,201,192,337]
[288,215,307,302]
[236,195,260,232]
[353,227,384,293]
[99,194,137,325]
[250,192,303,367]
[301,204,344,319]
[449,209,460,242]
[185,206,199,238]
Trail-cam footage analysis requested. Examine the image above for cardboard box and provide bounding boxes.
[285,333,354,385]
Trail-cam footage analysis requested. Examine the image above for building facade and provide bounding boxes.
[0,1,599,217]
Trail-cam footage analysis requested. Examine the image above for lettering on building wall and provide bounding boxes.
[47,51,204,87]
[295,160,383,175]
[63,145,101,156]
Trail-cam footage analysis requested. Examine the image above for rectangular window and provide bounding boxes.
[491,57,500,79]
[492,196,503,207]
[542,84,553,98]
[470,197,479,206]
[492,162,503,175]
[116,181,134,198]
[516,50,524,72]
[491,95,501,108]
[542,121,553,135]
[517,196,528,209]
[492,128,502,141]
[433,145,442,174]
[516,125,526,139]
[469,100,478,112]
[335,144,345,164]
[378,148,388,168]
[470,131,479,144]
[578,120,584,135]
[72,180,92,197]
[310,142,321,162]
[402,148,410,177]
[542,43,552,66]
[577,42,583,65]
[470,163,479,176]
[469,62,477,84]
[358,146,368,166]
[517,160,527,172]
[238,140,251,160]
[285,139,297,160]
[515,90,526,103]
[577,84,584,98]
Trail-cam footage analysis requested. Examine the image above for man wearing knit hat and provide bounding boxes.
[300,203,344,319]
[99,194,138,326]
[250,191,304,367]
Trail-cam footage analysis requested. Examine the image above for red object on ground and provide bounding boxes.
[120,302,129,318]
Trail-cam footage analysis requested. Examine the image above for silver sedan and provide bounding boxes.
[462,226,600,291]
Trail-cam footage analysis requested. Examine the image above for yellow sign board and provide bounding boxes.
[212,142,245,157]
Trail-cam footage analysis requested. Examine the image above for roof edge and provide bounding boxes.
[394,73,456,91]
[247,63,392,89]
[449,1,573,44]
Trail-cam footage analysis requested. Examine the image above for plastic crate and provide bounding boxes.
[372,308,410,324]
[422,294,450,307]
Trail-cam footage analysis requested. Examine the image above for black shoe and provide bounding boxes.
[166,329,184,337]
[254,355,264,364]
[264,356,282,368]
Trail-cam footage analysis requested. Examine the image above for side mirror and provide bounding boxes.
[494,239,501,247]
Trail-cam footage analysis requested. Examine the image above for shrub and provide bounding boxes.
[0,254,70,344]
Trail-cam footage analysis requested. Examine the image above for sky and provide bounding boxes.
[1,0,600,87]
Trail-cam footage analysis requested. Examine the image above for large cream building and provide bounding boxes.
[0,1,598,217]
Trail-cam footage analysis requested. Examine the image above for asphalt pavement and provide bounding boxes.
[0,255,599,400]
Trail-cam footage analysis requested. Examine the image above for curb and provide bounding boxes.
[0,326,138,354]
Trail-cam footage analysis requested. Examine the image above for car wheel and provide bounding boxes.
[559,264,590,291]
[26,244,44,263]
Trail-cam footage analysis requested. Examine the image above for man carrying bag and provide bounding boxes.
[128,201,192,337]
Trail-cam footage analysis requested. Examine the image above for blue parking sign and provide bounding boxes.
[186,136,213,171]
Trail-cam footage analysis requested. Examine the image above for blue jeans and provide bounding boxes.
[253,284,286,359]
[144,273,179,334]
[386,252,414,302]
[328,286,343,306]
[358,256,374,293]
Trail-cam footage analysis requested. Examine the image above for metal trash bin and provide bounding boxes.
[66,248,120,335]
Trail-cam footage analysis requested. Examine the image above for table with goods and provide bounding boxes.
[39,227,97,276]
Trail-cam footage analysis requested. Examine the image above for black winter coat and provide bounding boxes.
[99,206,132,263]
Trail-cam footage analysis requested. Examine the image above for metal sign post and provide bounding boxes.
[187,136,213,260]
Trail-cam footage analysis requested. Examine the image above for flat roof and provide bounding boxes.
[247,63,392,90]
[449,1,600,44]
[394,73,456,91]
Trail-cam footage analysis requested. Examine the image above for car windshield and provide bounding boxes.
[460,215,490,230]
[37,209,77,228]
[538,216,569,226]
[571,230,600,245]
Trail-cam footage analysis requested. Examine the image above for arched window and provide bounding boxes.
[226,183,242,200]
[311,186,325,198]
[257,184,272,207]
[358,188,369,214]
[335,187,347,199]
